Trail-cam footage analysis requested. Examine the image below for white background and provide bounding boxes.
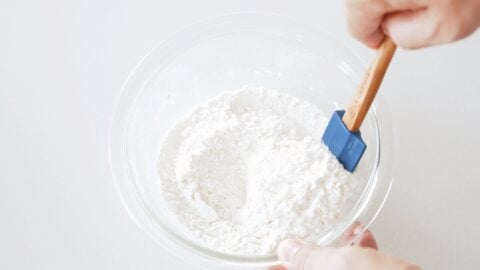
[1,0,479,269]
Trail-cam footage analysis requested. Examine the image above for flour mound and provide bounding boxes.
[157,86,355,255]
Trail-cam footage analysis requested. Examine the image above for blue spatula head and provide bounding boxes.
[322,110,366,172]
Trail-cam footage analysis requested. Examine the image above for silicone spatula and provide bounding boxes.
[322,37,396,172]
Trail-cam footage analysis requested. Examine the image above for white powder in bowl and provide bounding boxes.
[157,86,356,255]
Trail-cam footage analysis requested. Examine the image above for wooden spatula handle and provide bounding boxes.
[343,37,397,132]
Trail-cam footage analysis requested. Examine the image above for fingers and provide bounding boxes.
[346,0,387,48]
[342,221,361,244]
[383,4,480,49]
[342,222,378,249]
[276,239,421,270]
[353,228,378,249]
[347,0,480,49]
[277,239,305,264]
[346,0,427,49]
[267,265,287,270]
[277,240,341,270]
[382,8,437,49]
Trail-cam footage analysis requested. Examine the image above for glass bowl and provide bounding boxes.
[109,12,394,270]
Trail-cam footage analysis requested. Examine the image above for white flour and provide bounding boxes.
[157,86,356,255]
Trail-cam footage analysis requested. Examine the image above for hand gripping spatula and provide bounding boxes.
[322,37,396,172]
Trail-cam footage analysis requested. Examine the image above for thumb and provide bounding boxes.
[277,240,344,270]
[382,8,439,49]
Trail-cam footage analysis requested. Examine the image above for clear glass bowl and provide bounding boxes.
[109,12,395,270]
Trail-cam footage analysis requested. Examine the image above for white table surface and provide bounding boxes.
[1,1,479,269]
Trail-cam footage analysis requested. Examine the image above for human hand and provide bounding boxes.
[269,223,421,270]
[346,0,480,49]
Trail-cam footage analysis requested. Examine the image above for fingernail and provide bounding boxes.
[353,224,364,236]
[277,239,304,263]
